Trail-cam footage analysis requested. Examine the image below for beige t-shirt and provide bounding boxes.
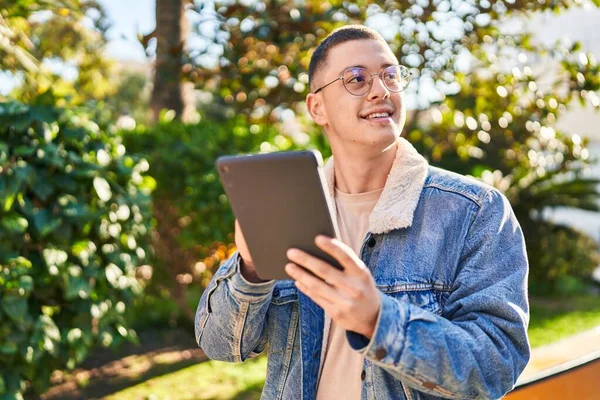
[316,186,383,400]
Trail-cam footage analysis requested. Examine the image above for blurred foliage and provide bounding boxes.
[187,0,600,119]
[108,69,153,127]
[527,222,600,295]
[0,0,153,126]
[0,0,116,104]
[121,112,329,324]
[0,94,154,398]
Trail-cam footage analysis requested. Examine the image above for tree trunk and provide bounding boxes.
[151,0,193,121]
[152,199,197,325]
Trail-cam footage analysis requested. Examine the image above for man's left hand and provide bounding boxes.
[285,235,381,339]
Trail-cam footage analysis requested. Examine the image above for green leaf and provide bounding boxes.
[71,166,98,178]
[41,316,60,342]
[31,315,61,356]
[53,175,78,192]
[62,127,87,142]
[12,146,35,157]
[105,263,123,288]
[52,223,73,244]
[6,256,32,270]
[42,248,68,267]
[71,241,90,256]
[0,214,28,233]
[0,342,18,356]
[18,276,33,295]
[93,176,112,201]
[31,171,54,201]
[0,175,25,212]
[33,210,62,237]
[64,276,91,300]
[1,295,27,323]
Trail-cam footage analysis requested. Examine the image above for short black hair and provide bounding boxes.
[308,25,389,92]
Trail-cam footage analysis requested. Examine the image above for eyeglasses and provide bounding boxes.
[313,65,411,96]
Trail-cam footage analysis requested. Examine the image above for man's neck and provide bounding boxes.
[331,141,397,194]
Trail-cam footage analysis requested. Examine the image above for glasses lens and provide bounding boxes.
[383,65,410,92]
[343,68,370,95]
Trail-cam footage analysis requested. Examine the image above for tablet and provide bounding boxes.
[216,150,342,280]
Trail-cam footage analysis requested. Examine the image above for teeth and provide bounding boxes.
[366,112,390,119]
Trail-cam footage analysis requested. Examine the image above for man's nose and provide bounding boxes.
[367,75,390,100]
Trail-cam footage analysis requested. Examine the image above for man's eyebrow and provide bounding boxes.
[338,63,395,72]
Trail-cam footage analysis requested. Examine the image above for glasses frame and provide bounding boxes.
[313,65,412,96]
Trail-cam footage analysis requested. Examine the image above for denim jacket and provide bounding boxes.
[195,138,530,400]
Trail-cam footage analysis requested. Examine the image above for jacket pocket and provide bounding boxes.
[270,280,299,305]
[376,283,448,315]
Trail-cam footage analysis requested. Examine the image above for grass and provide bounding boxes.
[102,356,267,400]
[528,294,600,348]
[103,294,600,400]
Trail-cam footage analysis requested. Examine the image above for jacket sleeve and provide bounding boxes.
[347,189,530,399]
[195,251,275,362]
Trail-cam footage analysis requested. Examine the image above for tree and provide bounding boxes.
[140,0,198,122]
[0,0,115,104]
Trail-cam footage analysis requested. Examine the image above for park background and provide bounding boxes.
[1,0,600,398]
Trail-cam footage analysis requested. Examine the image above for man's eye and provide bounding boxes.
[349,75,366,83]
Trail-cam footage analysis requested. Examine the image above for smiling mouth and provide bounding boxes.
[362,112,393,120]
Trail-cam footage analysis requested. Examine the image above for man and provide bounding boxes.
[195,25,530,400]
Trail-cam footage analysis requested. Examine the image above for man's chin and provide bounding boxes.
[362,129,401,148]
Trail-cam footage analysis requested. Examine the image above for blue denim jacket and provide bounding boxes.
[195,138,530,400]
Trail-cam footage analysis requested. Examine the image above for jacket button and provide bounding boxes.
[272,288,280,297]
[375,348,387,360]
[361,370,366,381]
[367,237,376,247]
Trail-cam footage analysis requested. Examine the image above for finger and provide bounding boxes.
[295,280,355,327]
[294,279,337,313]
[315,235,367,275]
[286,249,346,286]
[285,263,343,304]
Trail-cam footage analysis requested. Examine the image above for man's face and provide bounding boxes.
[307,39,406,148]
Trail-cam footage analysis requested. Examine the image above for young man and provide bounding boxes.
[195,25,530,400]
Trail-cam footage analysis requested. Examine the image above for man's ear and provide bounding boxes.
[306,92,327,126]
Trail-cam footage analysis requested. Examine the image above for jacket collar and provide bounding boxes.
[323,137,429,234]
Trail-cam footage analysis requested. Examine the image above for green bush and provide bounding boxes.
[526,221,600,295]
[0,96,154,398]
[122,114,327,325]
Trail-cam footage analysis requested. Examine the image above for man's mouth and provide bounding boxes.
[362,112,393,120]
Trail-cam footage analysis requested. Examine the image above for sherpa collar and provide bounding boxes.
[323,137,429,234]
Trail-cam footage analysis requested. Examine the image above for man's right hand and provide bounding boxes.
[235,219,269,283]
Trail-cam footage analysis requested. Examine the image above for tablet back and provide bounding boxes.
[216,150,341,280]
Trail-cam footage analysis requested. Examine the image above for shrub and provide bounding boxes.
[526,221,600,295]
[0,96,154,398]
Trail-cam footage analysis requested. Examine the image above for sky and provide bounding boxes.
[101,0,155,62]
